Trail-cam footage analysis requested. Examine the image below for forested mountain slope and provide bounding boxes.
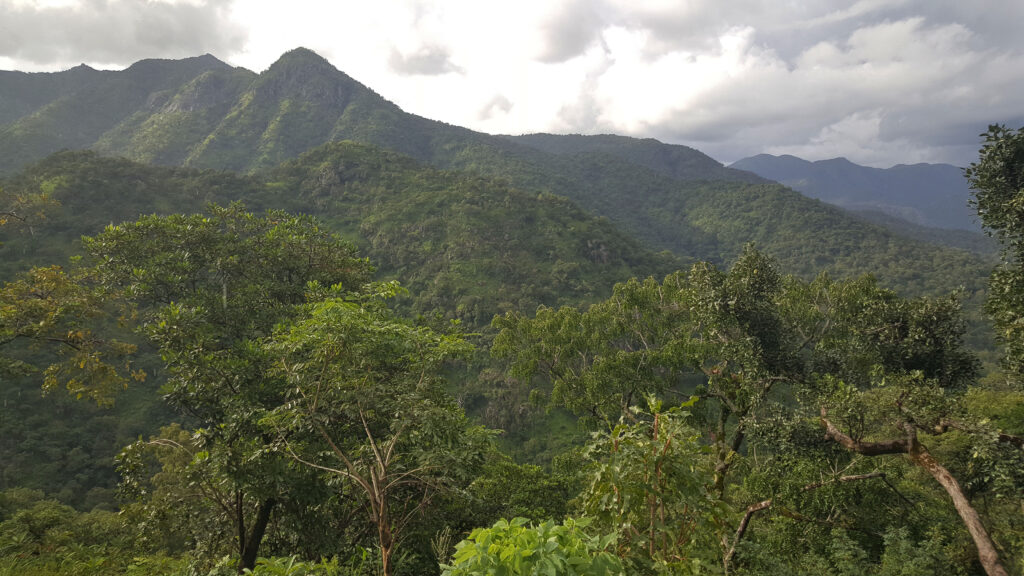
[851,209,997,255]
[0,49,993,308]
[1,146,675,327]
[503,132,764,184]
[2,50,1021,576]
[0,142,998,506]
[0,54,233,174]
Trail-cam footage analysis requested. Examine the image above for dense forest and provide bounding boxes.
[0,50,1022,576]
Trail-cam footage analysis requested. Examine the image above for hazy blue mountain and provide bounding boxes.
[730,153,979,231]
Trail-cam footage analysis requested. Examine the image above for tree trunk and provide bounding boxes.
[238,498,276,573]
[378,514,395,576]
[820,412,1009,576]
[713,405,731,496]
[906,442,1008,576]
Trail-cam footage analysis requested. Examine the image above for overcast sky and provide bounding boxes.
[2,0,1022,167]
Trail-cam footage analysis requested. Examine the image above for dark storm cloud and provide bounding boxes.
[0,0,246,66]
[388,45,461,76]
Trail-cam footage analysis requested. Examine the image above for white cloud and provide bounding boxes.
[764,110,934,167]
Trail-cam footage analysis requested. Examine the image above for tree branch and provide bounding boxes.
[820,409,911,455]
[934,419,1023,449]
[723,471,887,574]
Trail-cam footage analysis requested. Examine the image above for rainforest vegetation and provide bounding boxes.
[0,49,1022,576]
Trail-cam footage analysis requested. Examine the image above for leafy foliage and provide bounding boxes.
[577,398,725,573]
[0,489,186,576]
[965,124,1024,376]
[441,517,624,576]
[0,58,1021,575]
[494,247,1017,574]
[261,287,491,576]
[0,264,139,405]
[91,205,374,571]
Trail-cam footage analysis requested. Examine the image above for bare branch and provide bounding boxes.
[820,409,910,456]
[723,471,888,574]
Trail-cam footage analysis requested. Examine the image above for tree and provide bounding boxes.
[493,247,811,497]
[494,248,1015,575]
[787,275,1008,576]
[117,424,241,563]
[0,183,57,238]
[0,264,138,406]
[261,286,491,576]
[89,204,373,572]
[577,397,725,573]
[965,124,1024,376]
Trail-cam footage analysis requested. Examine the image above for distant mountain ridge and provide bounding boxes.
[0,48,995,309]
[503,133,763,184]
[0,54,234,173]
[730,153,978,231]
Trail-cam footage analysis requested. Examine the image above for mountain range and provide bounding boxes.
[0,48,997,328]
[731,153,979,232]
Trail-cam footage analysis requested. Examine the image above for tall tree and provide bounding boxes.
[493,247,810,496]
[965,124,1024,376]
[261,286,491,576]
[90,204,373,572]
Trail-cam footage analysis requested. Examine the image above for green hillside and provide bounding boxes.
[0,55,231,174]
[0,143,673,511]
[0,48,997,349]
[267,142,677,325]
[504,132,764,183]
[850,209,998,255]
[1,145,675,326]
[442,147,994,298]
[0,50,996,296]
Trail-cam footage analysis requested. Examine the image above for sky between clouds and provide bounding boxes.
[1,0,1022,167]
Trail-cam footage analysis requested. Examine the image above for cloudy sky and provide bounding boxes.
[2,0,1022,167]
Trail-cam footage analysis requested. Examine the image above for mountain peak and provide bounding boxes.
[253,47,370,108]
[269,47,335,71]
[816,157,856,167]
[193,53,230,68]
[123,53,231,82]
